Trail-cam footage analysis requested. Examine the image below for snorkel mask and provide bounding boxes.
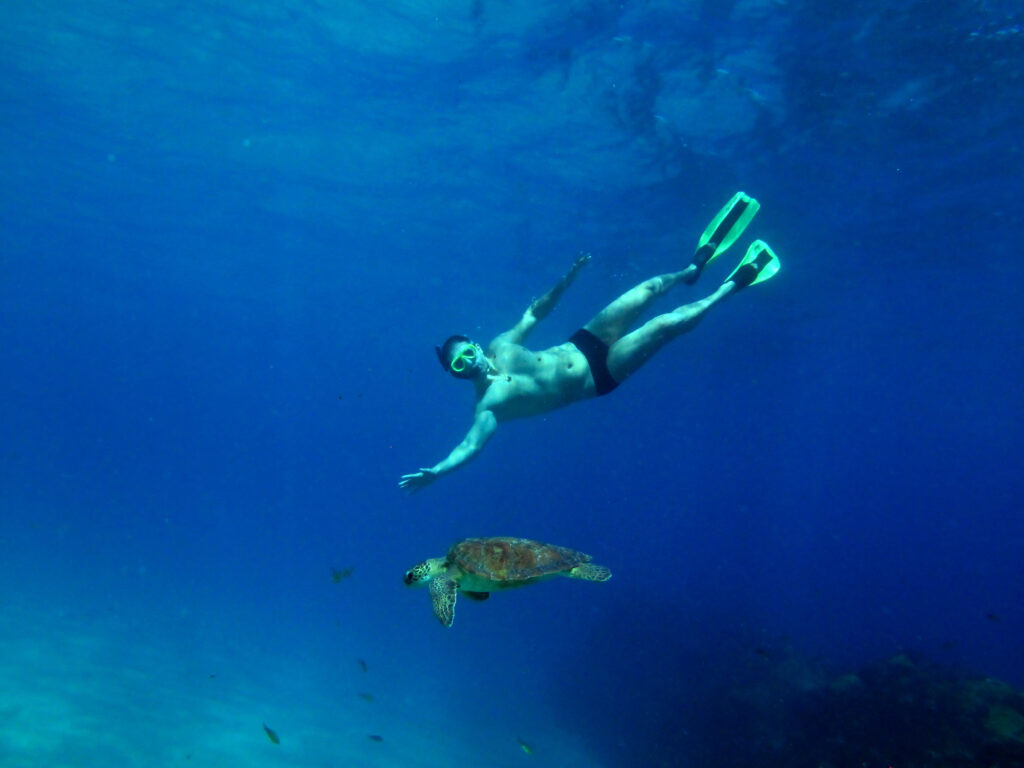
[435,335,478,379]
[449,344,477,373]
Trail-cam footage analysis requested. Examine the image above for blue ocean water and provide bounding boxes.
[1,1,1022,766]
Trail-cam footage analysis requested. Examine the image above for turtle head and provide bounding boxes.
[403,557,446,587]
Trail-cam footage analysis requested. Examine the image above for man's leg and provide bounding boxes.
[605,281,733,383]
[582,266,699,344]
[602,239,780,382]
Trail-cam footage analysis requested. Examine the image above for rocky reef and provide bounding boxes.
[705,651,1024,767]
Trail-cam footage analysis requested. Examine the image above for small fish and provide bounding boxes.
[368,734,383,742]
[755,647,770,659]
[517,737,533,755]
[357,692,374,703]
[331,567,355,583]
[986,612,1001,622]
[357,658,368,672]
[263,723,280,745]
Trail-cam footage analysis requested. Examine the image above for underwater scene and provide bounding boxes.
[2,1,1023,766]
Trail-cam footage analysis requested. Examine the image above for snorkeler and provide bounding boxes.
[399,192,780,493]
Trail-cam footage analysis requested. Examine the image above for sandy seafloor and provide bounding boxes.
[0,598,602,768]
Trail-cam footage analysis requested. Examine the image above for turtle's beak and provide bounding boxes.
[403,561,431,586]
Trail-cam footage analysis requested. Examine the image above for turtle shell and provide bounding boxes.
[447,537,591,583]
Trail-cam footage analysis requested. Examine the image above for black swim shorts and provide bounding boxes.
[568,328,619,396]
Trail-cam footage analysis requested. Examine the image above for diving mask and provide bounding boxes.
[449,344,478,373]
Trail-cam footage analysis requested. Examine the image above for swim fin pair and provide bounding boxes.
[684,191,780,289]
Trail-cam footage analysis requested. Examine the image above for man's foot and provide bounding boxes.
[685,192,760,285]
[682,243,716,285]
[724,240,780,291]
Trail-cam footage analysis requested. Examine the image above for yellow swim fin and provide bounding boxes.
[723,239,780,290]
[685,191,760,284]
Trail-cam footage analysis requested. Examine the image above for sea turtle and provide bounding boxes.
[403,536,612,627]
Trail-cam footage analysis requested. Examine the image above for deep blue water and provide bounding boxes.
[2,1,1022,766]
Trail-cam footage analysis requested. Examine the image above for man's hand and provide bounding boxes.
[529,252,593,322]
[568,251,592,278]
[399,468,438,493]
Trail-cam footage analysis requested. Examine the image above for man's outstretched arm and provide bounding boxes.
[493,252,591,347]
[399,409,498,492]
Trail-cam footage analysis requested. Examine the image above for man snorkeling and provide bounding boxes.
[399,192,780,493]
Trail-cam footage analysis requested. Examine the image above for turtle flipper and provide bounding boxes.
[569,563,612,582]
[429,576,458,627]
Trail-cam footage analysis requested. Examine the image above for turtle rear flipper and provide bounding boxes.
[463,591,490,601]
[430,576,458,627]
[569,563,612,582]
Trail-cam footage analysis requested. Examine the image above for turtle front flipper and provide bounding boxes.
[569,563,612,582]
[429,576,458,627]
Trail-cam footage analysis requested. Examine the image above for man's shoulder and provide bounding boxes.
[486,335,531,354]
